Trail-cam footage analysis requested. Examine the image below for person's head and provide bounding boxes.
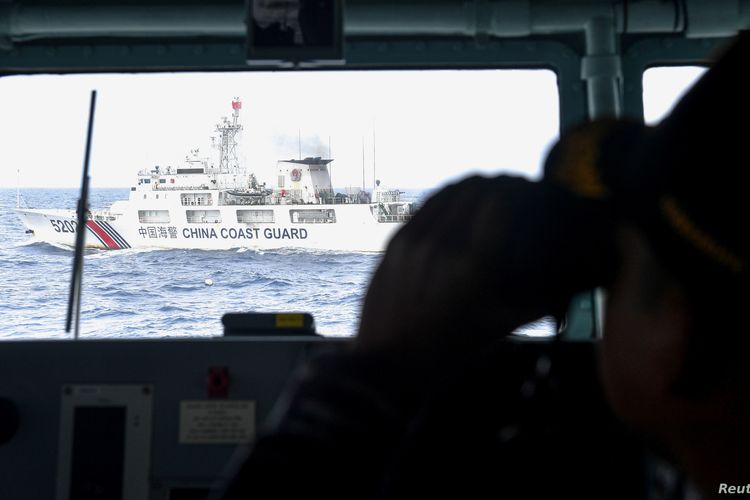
[545,32,750,490]
[599,32,750,429]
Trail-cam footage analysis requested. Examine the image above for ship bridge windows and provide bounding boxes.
[290,209,336,224]
[181,193,213,206]
[138,210,170,223]
[187,210,221,224]
[237,209,275,224]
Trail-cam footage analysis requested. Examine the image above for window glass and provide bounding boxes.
[0,70,558,338]
[138,210,170,224]
[642,66,707,124]
[237,210,275,224]
[290,209,336,224]
[186,210,221,224]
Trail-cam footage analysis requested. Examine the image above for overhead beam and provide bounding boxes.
[0,1,748,43]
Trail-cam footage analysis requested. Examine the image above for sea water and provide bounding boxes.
[0,188,554,339]
[0,188,383,339]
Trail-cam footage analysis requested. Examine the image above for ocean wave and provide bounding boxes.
[5,239,74,254]
[46,241,75,252]
[6,239,41,249]
[86,246,169,260]
[161,283,205,292]
[259,247,381,258]
[234,247,270,256]
[231,276,300,292]
[156,305,192,313]
[2,258,39,268]
[94,288,159,299]
[88,309,139,319]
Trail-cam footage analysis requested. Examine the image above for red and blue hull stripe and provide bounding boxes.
[85,220,131,249]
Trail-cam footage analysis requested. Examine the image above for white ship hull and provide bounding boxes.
[16,202,405,252]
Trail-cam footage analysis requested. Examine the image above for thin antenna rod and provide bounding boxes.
[361,136,365,192]
[328,136,333,191]
[16,169,20,208]
[372,125,376,190]
[66,90,97,339]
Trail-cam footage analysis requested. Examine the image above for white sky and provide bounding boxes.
[0,70,558,190]
[0,66,705,190]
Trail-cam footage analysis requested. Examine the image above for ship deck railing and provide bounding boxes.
[218,198,378,206]
[292,218,336,224]
[377,214,413,223]
[150,185,212,192]
[92,211,119,221]
[186,217,221,224]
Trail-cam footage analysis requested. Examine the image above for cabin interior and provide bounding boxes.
[0,1,748,499]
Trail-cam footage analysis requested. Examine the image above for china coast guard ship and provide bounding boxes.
[16,99,414,252]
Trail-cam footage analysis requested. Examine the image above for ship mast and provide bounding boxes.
[212,98,243,174]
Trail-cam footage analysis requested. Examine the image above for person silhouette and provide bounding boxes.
[220,33,750,500]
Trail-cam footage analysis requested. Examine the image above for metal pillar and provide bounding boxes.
[582,16,622,119]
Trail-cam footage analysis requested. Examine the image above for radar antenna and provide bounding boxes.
[214,98,243,174]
